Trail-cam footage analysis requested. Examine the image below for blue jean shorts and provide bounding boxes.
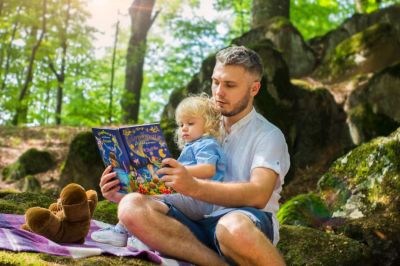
[164,201,274,256]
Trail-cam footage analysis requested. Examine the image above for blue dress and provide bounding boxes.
[164,136,226,220]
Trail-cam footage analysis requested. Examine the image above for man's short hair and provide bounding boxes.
[215,46,264,81]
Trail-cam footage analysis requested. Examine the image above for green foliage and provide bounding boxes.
[0,0,398,125]
[278,193,331,227]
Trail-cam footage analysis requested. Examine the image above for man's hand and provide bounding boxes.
[99,165,125,203]
[157,158,198,195]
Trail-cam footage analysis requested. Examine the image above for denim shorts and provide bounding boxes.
[164,201,274,257]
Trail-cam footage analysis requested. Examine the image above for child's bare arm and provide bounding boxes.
[185,164,216,179]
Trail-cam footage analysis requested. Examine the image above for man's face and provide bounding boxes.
[211,62,260,118]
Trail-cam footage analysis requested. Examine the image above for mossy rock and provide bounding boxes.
[334,213,400,266]
[16,175,42,193]
[318,127,400,217]
[93,200,119,225]
[278,225,372,265]
[59,132,104,197]
[347,103,399,145]
[278,193,331,228]
[314,23,400,83]
[2,148,55,181]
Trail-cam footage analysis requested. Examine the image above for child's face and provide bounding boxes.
[178,116,205,143]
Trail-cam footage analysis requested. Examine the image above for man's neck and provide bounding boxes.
[223,106,253,133]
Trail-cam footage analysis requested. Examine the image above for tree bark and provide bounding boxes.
[109,20,120,124]
[122,0,158,123]
[49,0,71,125]
[251,0,290,28]
[12,0,47,125]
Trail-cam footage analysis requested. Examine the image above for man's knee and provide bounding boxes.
[216,212,256,247]
[118,193,147,225]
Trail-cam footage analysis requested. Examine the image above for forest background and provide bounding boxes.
[1,0,397,127]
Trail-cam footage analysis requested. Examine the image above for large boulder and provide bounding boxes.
[313,23,400,83]
[309,5,400,64]
[318,127,400,217]
[1,148,55,182]
[59,132,104,197]
[233,17,316,78]
[346,63,400,144]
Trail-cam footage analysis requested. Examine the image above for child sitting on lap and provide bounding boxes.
[91,94,225,248]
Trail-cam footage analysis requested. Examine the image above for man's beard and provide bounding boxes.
[220,89,251,117]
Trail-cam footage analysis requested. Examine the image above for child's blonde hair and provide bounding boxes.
[175,94,221,148]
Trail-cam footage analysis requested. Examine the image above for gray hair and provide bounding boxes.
[215,46,264,81]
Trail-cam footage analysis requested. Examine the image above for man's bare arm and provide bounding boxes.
[159,158,277,208]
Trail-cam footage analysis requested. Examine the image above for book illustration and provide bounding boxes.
[92,124,174,195]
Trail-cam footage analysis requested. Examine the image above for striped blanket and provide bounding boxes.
[0,213,189,266]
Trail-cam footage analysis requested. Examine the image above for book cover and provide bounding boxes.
[92,123,174,195]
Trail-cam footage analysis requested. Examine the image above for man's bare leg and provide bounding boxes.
[118,193,226,266]
[216,212,286,266]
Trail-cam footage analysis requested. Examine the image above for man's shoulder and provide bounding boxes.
[250,112,283,138]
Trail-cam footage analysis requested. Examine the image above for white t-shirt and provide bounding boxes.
[217,108,290,245]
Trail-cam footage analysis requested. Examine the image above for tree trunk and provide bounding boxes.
[12,0,47,125]
[49,0,71,125]
[122,0,158,123]
[251,0,290,28]
[109,20,120,124]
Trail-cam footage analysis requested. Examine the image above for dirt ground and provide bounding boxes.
[0,126,88,191]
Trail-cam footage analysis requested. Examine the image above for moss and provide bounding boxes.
[278,225,372,265]
[278,193,331,228]
[2,148,55,181]
[316,23,394,81]
[93,200,119,225]
[0,191,54,214]
[0,250,156,265]
[59,131,104,195]
[334,213,400,265]
[318,128,400,215]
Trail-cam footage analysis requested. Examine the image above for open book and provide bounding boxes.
[92,123,174,195]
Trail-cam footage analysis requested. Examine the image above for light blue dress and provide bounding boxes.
[164,136,226,220]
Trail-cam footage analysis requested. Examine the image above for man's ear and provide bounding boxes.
[251,81,261,96]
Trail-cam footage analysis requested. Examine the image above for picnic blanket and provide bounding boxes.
[0,213,190,266]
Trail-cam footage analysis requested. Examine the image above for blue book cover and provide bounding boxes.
[92,123,173,195]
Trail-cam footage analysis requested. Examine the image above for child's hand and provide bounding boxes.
[157,158,198,195]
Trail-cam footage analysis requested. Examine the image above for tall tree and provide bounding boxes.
[48,0,72,125]
[252,0,290,28]
[109,19,120,124]
[122,0,159,123]
[13,0,47,125]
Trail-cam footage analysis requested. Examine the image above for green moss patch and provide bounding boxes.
[278,193,331,228]
[278,225,372,266]
[318,128,400,216]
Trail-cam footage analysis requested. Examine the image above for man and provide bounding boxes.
[100,46,290,265]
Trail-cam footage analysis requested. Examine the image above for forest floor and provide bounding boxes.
[0,126,88,191]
